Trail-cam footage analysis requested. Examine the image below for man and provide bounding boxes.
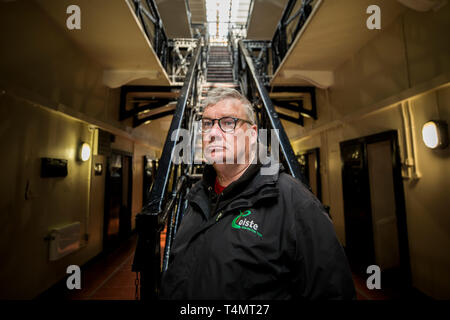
[160,88,355,300]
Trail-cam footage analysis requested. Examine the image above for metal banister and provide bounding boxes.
[237,39,305,183]
[132,40,202,300]
[132,0,169,70]
[143,42,200,215]
[271,0,314,73]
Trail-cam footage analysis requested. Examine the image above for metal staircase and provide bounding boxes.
[127,0,316,301]
[206,46,234,83]
[131,38,307,300]
[194,45,240,164]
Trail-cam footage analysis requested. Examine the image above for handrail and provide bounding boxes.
[161,173,187,272]
[237,39,306,183]
[271,0,314,73]
[133,0,169,70]
[132,35,305,300]
[143,42,200,215]
[132,40,202,300]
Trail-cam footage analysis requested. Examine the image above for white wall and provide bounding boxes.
[0,1,163,298]
[292,4,450,299]
[0,94,100,299]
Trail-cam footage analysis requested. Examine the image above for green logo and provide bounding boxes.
[231,210,262,238]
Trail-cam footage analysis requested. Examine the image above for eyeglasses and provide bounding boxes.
[201,117,253,133]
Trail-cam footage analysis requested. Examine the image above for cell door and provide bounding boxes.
[340,131,411,283]
[341,141,375,271]
[104,152,133,250]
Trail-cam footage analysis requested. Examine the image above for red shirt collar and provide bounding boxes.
[214,177,226,194]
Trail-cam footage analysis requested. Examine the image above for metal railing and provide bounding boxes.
[271,0,314,72]
[132,0,169,70]
[131,40,203,300]
[130,0,314,299]
[237,39,306,183]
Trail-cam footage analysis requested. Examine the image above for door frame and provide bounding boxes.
[103,149,133,250]
[296,147,322,201]
[340,130,411,284]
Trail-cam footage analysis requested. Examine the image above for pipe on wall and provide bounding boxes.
[400,100,421,180]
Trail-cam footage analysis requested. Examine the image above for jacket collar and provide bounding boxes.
[187,161,283,218]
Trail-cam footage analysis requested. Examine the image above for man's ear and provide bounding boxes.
[251,124,258,144]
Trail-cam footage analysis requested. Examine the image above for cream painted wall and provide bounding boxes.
[291,5,450,299]
[0,2,109,299]
[0,1,164,298]
[404,89,450,299]
[0,1,108,121]
[0,94,101,299]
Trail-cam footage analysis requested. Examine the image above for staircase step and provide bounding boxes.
[208,76,233,79]
[208,75,233,78]
[207,76,233,79]
[208,72,233,75]
[208,71,232,74]
[202,83,238,88]
[208,66,232,69]
[207,66,232,68]
[203,47,236,86]
[208,64,231,67]
[207,72,233,75]
[207,79,234,83]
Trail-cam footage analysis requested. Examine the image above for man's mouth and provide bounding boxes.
[206,145,226,151]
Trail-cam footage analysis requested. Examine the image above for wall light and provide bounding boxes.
[422,120,448,149]
[78,142,91,161]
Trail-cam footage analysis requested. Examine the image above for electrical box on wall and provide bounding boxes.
[41,158,68,178]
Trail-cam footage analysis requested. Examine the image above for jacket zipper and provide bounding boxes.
[213,193,222,221]
[209,186,227,223]
[208,186,223,222]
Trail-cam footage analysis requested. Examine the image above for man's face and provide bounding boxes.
[202,98,257,165]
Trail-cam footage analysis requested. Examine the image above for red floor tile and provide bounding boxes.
[41,231,428,300]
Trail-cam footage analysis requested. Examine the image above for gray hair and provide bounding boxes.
[202,87,256,125]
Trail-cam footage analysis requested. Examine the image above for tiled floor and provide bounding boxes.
[38,233,138,300]
[77,236,138,300]
[39,232,429,300]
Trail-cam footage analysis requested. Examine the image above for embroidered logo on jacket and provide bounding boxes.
[231,210,262,238]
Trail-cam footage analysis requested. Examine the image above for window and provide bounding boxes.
[205,0,252,43]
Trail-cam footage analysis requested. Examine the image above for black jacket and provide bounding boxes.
[160,163,356,300]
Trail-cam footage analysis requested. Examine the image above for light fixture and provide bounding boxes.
[422,120,448,149]
[78,142,91,161]
[94,163,103,175]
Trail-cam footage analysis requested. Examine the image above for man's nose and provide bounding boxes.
[208,121,223,137]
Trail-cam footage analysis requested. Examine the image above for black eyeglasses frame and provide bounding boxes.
[200,116,253,133]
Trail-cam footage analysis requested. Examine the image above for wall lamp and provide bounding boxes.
[78,142,92,162]
[422,120,448,149]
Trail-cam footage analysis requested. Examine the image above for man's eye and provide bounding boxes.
[223,120,234,126]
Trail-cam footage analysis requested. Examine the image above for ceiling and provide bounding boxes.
[35,0,171,88]
[187,0,287,40]
[271,0,407,88]
[156,0,192,38]
[189,0,207,24]
[246,0,288,40]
